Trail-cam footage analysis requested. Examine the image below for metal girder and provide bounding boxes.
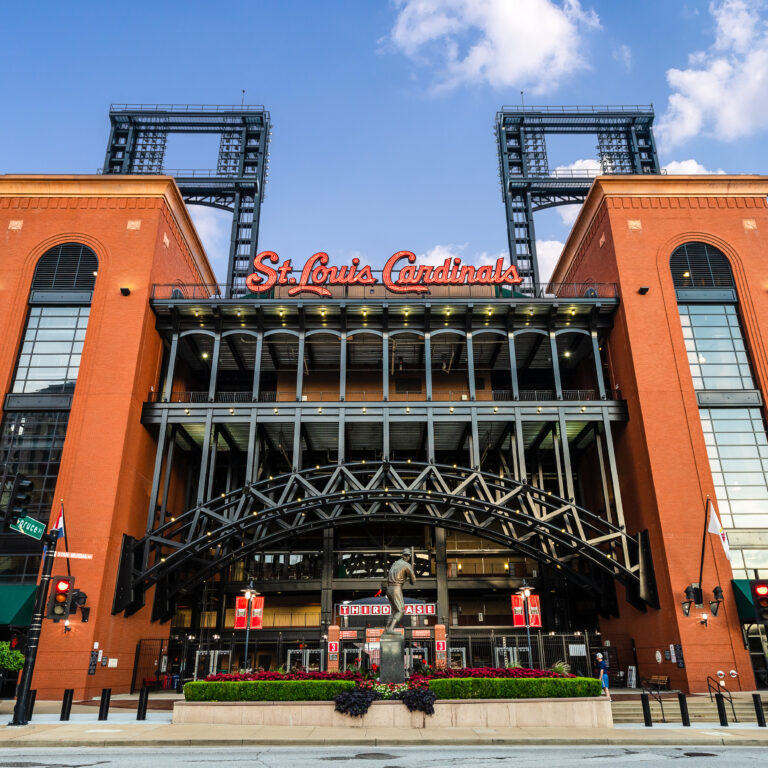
[113,460,655,620]
[103,104,271,292]
[495,105,660,286]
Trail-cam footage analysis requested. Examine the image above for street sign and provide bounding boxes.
[9,515,45,540]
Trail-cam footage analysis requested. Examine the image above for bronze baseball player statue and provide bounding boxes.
[384,548,416,633]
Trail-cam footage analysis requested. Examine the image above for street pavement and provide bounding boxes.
[0,746,767,766]
[2,720,768,748]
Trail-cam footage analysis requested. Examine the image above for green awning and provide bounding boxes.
[0,585,37,626]
[731,579,755,622]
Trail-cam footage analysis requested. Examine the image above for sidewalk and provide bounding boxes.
[2,720,768,747]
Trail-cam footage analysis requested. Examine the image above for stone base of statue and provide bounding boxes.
[379,631,405,684]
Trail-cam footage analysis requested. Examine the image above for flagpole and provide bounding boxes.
[60,500,71,578]
[698,495,710,591]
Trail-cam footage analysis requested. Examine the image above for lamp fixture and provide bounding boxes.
[709,585,724,616]
[120,287,131,296]
[638,287,650,295]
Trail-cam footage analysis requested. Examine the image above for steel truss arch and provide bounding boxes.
[113,460,656,620]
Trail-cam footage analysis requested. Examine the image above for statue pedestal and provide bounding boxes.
[379,632,405,684]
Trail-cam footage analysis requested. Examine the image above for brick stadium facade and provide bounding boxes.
[1,173,767,698]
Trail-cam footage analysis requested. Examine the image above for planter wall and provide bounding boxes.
[173,697,612,728]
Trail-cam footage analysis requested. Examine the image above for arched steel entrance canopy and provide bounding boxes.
[113,461,657,621]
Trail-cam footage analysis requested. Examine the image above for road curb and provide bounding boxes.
[2,735,768,748]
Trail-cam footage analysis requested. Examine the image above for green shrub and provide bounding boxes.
[184,680,356,702]
[0,641,24,672]
[429,676,601,700]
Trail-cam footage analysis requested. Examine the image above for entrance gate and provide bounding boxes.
[286,648,324,672]
[193,650,231,680]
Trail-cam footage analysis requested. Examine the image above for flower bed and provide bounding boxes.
[429,676,600,699]
[184,679,355,701]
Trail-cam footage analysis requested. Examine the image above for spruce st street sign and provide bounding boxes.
[10,515,45,540]
[246,251,524,297]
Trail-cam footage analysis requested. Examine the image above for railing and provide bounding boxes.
[499,104,654,114]
[110,103,268,112]
[707,675,737,722]
[147,389,620,404]
[150,281,619,301]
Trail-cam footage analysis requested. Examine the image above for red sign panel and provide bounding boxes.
[246,251,524,297]
[328,641,339,653]
[527,594,542,628]
[411,629,432,639]
[250,596,265,629]
[511,594,526,627]
[435,640,446,652]
[339,630,358,640]
[235,595,265,629]
[234,596,248,629]
[338,603,436,616]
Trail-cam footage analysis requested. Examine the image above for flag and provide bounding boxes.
[51,502,65,539]
[707,498,730,561]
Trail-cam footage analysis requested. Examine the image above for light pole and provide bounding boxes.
[518,581,532,667]
[242,581,259,672]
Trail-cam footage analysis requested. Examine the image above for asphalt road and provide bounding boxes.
[0,747,766,767]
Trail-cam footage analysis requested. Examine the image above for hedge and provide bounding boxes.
[184,680,356,702]
[428,676,601,700]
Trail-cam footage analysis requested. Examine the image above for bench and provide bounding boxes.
[642,675,670,691]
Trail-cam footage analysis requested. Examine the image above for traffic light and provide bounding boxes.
[45,576,75,622]
[750,580,768,624]
[70,590,88,619]
[1,473,33,531]
[8,627,27,654]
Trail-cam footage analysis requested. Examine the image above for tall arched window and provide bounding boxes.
[0,243,98,580]
[12,243,98,394]
[671,242,768,581]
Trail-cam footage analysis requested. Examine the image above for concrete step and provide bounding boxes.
[611,698,765,723]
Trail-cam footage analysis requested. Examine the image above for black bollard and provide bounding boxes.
[26,689,37,721]
[98,688,111,721]
[753,693,766,728]
[136,686,149,721]
[715,693,728,727]
[60,689,74,721]
[641,692,653,727]
[678,692,691,727]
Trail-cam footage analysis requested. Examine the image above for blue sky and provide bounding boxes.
[1,0,766,282]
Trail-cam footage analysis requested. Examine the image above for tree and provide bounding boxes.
[0,641,25,672]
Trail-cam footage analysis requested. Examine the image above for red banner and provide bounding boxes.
[250,596,265,629]
[528,594,542,628]
[511,594,526,627]
[234,595,265,629]
[234,596,247,629]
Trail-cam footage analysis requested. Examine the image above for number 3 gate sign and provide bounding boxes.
[328,641,339,661]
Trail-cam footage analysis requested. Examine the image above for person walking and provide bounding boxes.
[595,652,610,697]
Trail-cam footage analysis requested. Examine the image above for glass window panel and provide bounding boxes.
[744,550,768,568]
[725,485,768,499]
[35,329,78,341]
[42,306,80,316]
[74,329,86,341]
[733,515,768,527]
[38,316,78,328]
[687,304,725,313]
[694,327,732,338]
[730,500,768,514]
[721,458,762,472]
[703,377,742,389]
[718,445,759,458]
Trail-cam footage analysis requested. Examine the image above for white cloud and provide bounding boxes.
[658,0,768,148]
[662,158,726,174]
[612,44,632,71]
[416,243,505,267]
[536,239,565,284]
[552,160,600,225]
[188,206,232,282]
[416,241,563,283]
[388,0,601,93]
